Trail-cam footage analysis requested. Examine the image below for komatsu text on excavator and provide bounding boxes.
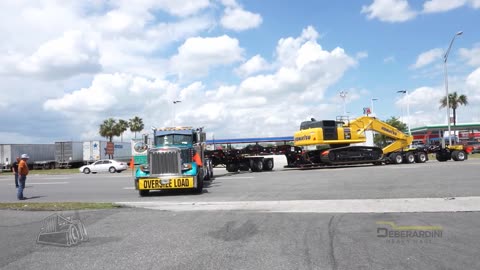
[292,115,468,167]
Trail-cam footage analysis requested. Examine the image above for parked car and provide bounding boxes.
[79,159,128,174]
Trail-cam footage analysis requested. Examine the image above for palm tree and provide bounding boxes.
[129,116,144,139]
[99,118,120,159]
[116,119,129,142]
[99,118,118,142]
[440,92,468,126]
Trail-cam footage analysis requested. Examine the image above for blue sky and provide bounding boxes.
[1,0,480,143]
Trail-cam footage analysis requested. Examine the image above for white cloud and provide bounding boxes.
[240,27,356,101]
[111,0,211,18]
[466,67,480,102]
[170,35,244,78]
[395,86,445,127]
[39,26,356,142]
[235,55,270,77]
[459,45,480,67]
[43,73,178,113]
[422,0,480,13]
[411,48,444,69]
[384,56,396,63]
[221,6,263,31]
[361,0,417,22]
[155,0,211,17]
[423,0,467,13]
[0,31,101,79]
[356,51,368,60]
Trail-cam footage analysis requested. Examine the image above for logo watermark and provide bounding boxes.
[376,221,443,244]
[36,212,88,247]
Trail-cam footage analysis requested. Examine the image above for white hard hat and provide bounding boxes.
[21,154,29,159]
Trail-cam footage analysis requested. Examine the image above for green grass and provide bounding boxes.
[0,202,122,211]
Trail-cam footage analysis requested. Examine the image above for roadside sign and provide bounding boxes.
[106,142,114,155]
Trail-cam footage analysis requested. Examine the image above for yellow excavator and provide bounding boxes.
[293,115,468,166]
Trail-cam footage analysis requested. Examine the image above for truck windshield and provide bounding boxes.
[155,134,192,146]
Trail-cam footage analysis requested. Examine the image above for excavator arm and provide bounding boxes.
[348,116,413,154]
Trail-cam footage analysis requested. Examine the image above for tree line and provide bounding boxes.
[99,116,144,142]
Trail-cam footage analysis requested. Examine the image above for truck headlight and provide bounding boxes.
[139,165,150,173]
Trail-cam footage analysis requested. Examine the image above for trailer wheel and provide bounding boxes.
[109,167,116,173]
[390,153,403,164]
[139,190,149,197]
[404,152,415,164]
[263,159,274,171]
[415,152,427,163]
[226,163,239,172]
[251,160,263,172]
[83,168,91,174]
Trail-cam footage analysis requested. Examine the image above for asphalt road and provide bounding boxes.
[0,157,479,202]
[1,158,480,269]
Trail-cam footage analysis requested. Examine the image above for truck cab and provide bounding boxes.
[132,127,213,196]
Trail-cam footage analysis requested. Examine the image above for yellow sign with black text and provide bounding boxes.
[139,177,194,190]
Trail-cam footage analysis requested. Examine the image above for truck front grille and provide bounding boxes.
[149,148,181,175]
[181,148,193,163]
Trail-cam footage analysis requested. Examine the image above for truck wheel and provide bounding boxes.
[194,175,204,194]
[404,152,415,164]
[415,152,427,163]
[435,152,449,162]
[263,159,274,171]
[389,153,403,164]
[139,190,149,197]
[451,150,459,161]
[83,168,91,174]
[109,167,116,173]
[453,150,466,161]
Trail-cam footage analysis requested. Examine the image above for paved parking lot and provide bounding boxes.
[1,158,480,269]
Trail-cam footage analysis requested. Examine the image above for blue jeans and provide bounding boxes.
[14,173,18,187]
[17,175,26,199]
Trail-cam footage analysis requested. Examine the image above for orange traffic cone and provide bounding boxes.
[129,157,134,169]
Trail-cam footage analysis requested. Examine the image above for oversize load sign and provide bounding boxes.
[139,178,194,190]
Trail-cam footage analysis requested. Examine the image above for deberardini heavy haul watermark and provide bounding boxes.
[377,221,443,244]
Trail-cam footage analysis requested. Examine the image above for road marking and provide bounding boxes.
[29,177,71,179]
[123,187,135,189]
[116,196,480,213]
[30,182,69,185]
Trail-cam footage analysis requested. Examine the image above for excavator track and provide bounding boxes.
[320,146,383,165]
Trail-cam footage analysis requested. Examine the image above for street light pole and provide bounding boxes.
[339,91,347,116]
[397,90,411,136]
[443,31,463,147]
[173,100,181,126]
